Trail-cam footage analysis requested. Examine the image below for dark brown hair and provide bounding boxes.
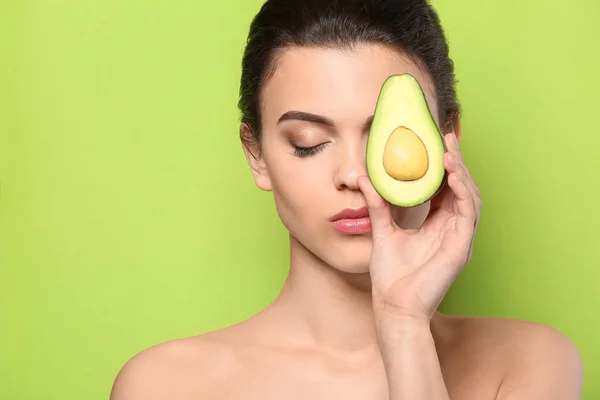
[238,0,460,148]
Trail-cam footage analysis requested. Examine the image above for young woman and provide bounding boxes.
[111,0,583,398]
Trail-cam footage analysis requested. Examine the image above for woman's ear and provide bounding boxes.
[240,123,272,192]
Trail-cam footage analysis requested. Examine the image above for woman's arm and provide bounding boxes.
[375,314,583,400]
[375,316,450,400]
[358,130,582,399]
[357,131,479,399]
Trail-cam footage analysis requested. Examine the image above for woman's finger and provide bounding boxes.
[445,133,480,198]
[357,175,395,241]
[444,134,483,227]
[448,172,477,252]
[427,170,476,278]
[422,179,453,233]
[447,132,482,220]
[448,151,481,263]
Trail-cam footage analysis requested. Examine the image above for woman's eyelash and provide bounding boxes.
[293,143,327,158]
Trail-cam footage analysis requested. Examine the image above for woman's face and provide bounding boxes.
[243,44,443,274]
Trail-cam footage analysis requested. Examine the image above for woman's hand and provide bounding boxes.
[357,132,482,324]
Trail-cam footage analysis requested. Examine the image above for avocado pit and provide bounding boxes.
[382,126,429,181]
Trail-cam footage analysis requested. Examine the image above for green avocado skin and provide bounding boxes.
[366,73,448,208]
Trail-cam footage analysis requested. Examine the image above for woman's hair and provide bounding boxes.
[238,0,460,148]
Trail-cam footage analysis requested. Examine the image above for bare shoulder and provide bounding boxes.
[438,313,583,399]
[109,330,239,400]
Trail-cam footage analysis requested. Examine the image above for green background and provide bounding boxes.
[1,0,598,398]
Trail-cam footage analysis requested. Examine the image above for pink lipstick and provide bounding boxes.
[329,206,372,234]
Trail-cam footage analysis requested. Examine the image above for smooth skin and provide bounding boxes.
[110,44,583,399]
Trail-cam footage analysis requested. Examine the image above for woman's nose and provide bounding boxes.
[334,140,368,191]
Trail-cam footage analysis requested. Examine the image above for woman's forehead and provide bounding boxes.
[260,44,440,127]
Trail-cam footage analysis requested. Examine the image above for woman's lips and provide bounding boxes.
[331,217,372,234]
[330,206,372,234]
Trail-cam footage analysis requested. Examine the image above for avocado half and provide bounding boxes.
[366,73,447,208]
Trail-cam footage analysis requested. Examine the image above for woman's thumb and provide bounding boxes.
[357,175,395,241]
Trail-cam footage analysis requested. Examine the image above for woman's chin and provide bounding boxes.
[324,238,374,274]
[329,262,373,291]
[328,256,372,275]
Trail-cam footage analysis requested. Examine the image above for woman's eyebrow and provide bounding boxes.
[277,111,335,127]
[277,110,374,130]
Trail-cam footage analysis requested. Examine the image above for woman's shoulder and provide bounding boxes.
[109,328,243,400]
[109,313,583,399]
[435,312,583,397]
[439,311,580,357]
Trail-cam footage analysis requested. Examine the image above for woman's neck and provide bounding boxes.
[263,234,381,356]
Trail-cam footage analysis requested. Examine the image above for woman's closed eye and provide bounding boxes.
[292,142,329,158]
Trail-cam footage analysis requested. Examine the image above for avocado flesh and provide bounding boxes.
[366,73,447,208]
